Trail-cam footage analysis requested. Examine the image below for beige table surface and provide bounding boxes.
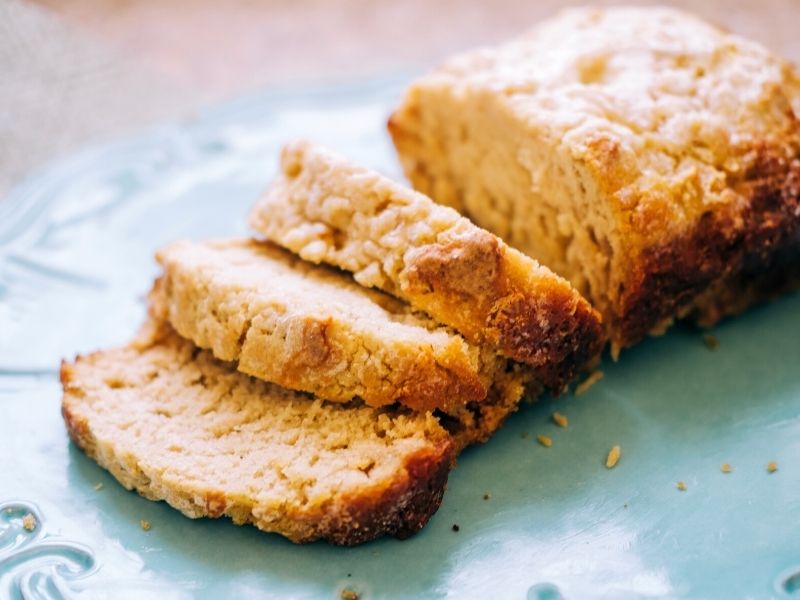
[4,0,800,200]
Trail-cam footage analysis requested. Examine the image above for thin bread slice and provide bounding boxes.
[60,320,533,544]
[61,321,451,545]
[388,6,800,352]
[249,141,604,391]
[153,238,511,415]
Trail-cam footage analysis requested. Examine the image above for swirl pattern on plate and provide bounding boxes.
[0,500,98,600]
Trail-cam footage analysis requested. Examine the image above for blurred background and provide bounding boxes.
[3,0,800,200]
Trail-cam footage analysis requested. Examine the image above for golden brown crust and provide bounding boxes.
[404,229,504,302]
[298,442,452,545]
[486,287,605,390]
[405,229,604,391]
[618,149,800,345]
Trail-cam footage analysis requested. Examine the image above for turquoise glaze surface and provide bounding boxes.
[1,76,799,599]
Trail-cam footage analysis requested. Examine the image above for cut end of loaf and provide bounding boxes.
[389,6,800,350]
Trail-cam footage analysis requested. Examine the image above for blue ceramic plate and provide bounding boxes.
[2,76,799,600]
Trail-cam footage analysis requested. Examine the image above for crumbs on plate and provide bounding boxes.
[575,370,604,396]
[552,412,568,428]
[702,334,720,351]
[21,513,36,531]
[606,445,621,469]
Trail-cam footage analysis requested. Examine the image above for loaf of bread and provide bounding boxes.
[153,238,520,415]
[60,319,535,544]
[389,6,800,352]
[250,141,604,390]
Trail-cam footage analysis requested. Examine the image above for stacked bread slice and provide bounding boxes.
[62,142,603,545]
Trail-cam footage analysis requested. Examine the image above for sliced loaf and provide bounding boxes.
[249,141,604,390]
[61,320,533,544]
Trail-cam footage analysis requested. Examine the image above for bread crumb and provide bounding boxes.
[767,461,778,473]
[94,483,104,491]
[676,481,687,491]
[140,519,151,531]
[21,513,36,531]
[341,590,359,600]
[537,434,553,448]
[605,445,621,468]
[452,523,460,532]
[552,412,568,428]
[702,334,720,351]
[483,493,491,500]
[720,463,732,473]
[575,370,604,396]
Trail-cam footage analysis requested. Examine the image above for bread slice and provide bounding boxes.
[153,238,515,415]
[60,320,534,544]
[249,141,604,390]
[388,6,800,352]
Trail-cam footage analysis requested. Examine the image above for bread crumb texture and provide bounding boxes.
[676,481,687,491]
[154,238,510,415]
[390,6,800,349]
[60,321,458,545]
[60,320,534,544]
[536,434,553,448]
[768,461,778,473]
[250,141,604,391]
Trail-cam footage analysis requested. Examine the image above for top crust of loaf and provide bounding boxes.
[60,319,453,545]
[250,141,604,390]
[389,6,800,347]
